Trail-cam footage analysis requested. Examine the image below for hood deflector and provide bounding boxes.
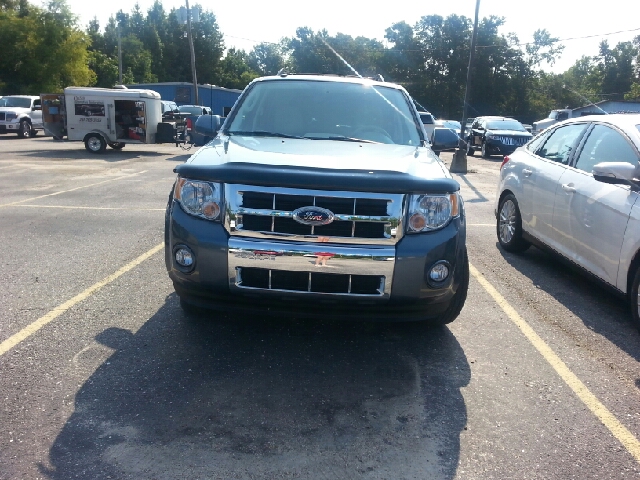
[174,162,459,194]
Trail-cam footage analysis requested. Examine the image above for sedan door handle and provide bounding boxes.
[562,184,576,193]
[522,168,533,177]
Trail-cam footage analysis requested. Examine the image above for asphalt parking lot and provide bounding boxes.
[2,135,640,479]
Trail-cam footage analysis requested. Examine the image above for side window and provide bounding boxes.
[574,124,639,173]
[556,111,569,121]
[527,130,550,152]
[536,123,588,164]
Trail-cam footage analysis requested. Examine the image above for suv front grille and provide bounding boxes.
[227,186,403,242]
[238,267,384,295]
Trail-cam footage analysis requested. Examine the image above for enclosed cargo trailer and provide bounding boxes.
[41,87,186,153]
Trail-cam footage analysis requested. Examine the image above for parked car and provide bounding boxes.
[162,100,184,120]
[418,111,437,139]
[178,105,213,146]
[437,119,461,132]
[166,74,469,324]
[160,100,186,140]
[467,116,532,157]
[0,95,43,138]
[495,114,640,327]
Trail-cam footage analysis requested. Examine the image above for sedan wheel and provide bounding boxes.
[497,193,529,253]
[466,142,474,156]
[481,141,490,158]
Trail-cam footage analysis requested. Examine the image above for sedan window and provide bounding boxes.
[574,124,639,173]
[536,123,588,165]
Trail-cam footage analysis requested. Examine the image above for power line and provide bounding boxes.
[476,26,640,49]
[224,26,640,52]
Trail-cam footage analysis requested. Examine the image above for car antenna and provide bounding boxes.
[318,36,362,78]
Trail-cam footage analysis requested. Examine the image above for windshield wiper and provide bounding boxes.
[303,135,378,144]
[227,130,304,139]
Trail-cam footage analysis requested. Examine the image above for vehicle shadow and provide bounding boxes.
[497,243,640,363]
[41,294,470,479]
[1,136,186,162]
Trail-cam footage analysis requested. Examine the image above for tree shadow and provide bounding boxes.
[41,294,470,479]
[497,243,640,363]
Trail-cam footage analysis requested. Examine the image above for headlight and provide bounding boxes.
[407,193,459,233]
[174,177,222,220]
[5,113,17,121]
[484,133,494,140]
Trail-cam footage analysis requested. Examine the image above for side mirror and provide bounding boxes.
[593,162,640,189]
[430,128,460,152]
[195,114,222,137]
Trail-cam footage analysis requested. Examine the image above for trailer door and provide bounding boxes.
[40,94,66,139]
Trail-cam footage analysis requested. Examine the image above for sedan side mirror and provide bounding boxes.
[195,114,222,137]
[593,162,640,189]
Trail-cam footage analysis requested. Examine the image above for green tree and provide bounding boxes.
[218,48,258,89]
[0,0,94,94]
[248,42,286,76]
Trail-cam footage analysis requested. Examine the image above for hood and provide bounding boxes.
[175,135,459,194]
[0,107,29,113]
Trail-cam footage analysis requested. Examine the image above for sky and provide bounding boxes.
[60,0,640,74]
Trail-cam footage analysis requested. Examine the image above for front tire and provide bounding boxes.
[629,267,640,331]
[84,133,107,153]
[18,120,32,138]
[497,193,530,253]
[426,250,469,326]
[466,141,474,156]
[481,141,490,158]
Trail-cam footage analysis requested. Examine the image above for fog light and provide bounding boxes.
[429,262,450,282]
[175,248,194,267]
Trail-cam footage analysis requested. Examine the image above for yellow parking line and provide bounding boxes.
[0,242,164,357]
[14,205,165,211]
[469,262,640,463]
[0,170,148,208]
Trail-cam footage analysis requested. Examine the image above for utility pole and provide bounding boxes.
[117,26,123,84]
[450,0,481,174]
[185,0,199,104]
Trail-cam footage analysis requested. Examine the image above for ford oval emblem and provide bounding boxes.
[292,206,335,226]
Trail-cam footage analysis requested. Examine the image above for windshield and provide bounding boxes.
[486,120,527,132]
[0,97,32,108]
[162,102,178,113]
[227,80,422,146]
[420,113,435,125]
[179,106,206,116]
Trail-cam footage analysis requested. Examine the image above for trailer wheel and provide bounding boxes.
[84,134,106,153]
[109,142,125,150]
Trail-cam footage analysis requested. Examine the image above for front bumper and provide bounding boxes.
[0,122,18,132]
[166,200,467,321]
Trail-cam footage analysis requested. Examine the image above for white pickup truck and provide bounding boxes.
[531,109,574,134]
[0,95,43,138]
